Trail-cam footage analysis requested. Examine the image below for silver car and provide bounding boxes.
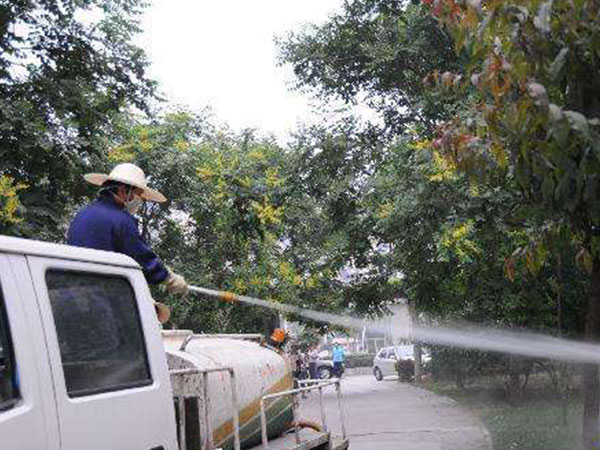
[372,345,419,381]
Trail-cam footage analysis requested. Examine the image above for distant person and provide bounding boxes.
[297,349,308,380]
[290,348,300,379]
[308,346,319,379]
[332,343,345,378]
[67,163,188,295]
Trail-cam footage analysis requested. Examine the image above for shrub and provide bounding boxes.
[345,353,376,368]
[396,359,415,382]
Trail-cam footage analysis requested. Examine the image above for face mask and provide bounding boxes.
[124,191,143,215]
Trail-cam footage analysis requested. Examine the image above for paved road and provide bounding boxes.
[298,375,491,450]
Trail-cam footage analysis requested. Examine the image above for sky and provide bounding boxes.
[139,0,343,138]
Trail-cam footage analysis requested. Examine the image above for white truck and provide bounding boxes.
[0,235,349,450]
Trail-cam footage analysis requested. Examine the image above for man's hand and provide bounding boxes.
[165,269,189,296]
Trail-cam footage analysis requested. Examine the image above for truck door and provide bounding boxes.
[28,257,177,450]
[0,254,59,450]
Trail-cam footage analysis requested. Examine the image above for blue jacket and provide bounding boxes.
[332,346,345,363]
[67,193,169,284]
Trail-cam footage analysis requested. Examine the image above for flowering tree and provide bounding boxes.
[425,1,600,447]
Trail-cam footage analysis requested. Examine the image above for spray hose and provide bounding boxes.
[189,285,239,303]
[188,285,287,343]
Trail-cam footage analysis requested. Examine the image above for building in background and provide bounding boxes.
[318,299,412,354]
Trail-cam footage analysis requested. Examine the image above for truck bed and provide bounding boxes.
[247,429,349,450]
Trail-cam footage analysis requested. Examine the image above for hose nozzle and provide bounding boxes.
[219,291,238,303]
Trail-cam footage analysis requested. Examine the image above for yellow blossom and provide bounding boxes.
[175,140,190,151]
[197,166,216,181]
[0,176,27,224]
[429,151,457,182]
[278,262,293,278]
[252,199,284,225]
[266,167,282,188]
[440,220,481,260]
[240,176,252,188]
[139,138,152,152]
[233,279,247,293]
[305,276,318,288]
[411,140,431,150]
[376,202,394,220]
[248,150,266,161]
[108,145,136,163]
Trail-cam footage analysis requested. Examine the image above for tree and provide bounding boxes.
[106,111,366,334]
[277,0,461,134]
[0,0,154,239]
[279,0,588,340]
[283,119,396,317]
[427,1,600,446]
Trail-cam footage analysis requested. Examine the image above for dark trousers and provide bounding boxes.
[309,362,317,379]
[333,361,343,377]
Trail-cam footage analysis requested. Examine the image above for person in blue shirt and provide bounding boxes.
[332,343,345,378]
[68,163,188,295]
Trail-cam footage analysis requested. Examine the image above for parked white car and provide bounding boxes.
[372,345,430,381]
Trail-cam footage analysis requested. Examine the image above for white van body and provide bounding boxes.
[0,235,177,450]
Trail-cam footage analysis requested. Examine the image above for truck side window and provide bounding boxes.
[46,271,152,397]
[0,283,20,411]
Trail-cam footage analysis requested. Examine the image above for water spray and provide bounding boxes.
[189,285,600,366]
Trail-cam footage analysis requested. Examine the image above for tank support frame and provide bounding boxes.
[170,367,241,450]
[259,378,348,450]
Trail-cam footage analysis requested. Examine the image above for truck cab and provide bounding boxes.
[0,235,177,450]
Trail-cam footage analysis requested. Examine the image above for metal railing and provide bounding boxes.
[178,333,264,351]
[170,367,241,450]
[259,378,347,450]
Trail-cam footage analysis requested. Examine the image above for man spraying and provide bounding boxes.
[68,163,188,295]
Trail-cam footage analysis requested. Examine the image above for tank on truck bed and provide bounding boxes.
[164,330,349,450]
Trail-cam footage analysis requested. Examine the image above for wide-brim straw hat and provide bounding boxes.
[84,163,166,203]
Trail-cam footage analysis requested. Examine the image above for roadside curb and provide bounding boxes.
[344,367,373,377]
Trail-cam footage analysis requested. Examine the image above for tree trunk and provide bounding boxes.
[506,354,525,405]
[409,301,422,383]
[583,262,600,450]
[414,343,422,384]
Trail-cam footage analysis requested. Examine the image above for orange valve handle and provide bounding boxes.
[270,328,287,343]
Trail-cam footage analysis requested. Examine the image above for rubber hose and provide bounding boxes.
[290,419,323,433]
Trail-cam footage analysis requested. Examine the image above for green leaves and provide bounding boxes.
[430,0,600,266]
[0,0,155,239]
[277,1,462,134]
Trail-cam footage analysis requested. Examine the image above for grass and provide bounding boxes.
[423,375,583,450]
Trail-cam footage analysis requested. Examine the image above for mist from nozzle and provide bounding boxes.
[190,286,600,365]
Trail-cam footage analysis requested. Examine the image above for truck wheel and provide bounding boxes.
[373,367,383,381]
[317,366,333,380]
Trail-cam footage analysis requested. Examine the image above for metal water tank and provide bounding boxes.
[163,330,294,449]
